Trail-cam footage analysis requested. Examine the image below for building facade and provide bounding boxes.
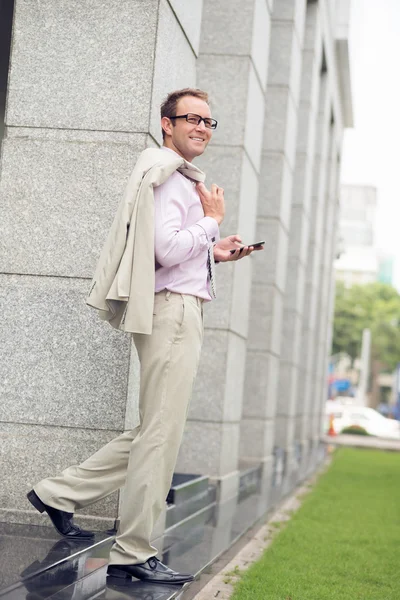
[0,0,352,533]
[335,184,394,286]
[335,184,379,285]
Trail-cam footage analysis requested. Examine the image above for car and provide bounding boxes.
[325,401,400,439]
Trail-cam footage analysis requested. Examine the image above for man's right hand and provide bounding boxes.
[196,182,225,225]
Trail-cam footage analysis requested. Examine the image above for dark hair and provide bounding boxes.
[160,88,209,139]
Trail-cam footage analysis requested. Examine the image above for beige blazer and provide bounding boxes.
[86,147,205,335]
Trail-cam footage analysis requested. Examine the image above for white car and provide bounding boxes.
[325,402,400,439]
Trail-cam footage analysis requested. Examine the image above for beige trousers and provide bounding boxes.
[34,291,204,565]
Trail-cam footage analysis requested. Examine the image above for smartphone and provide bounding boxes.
[230,241,265,254]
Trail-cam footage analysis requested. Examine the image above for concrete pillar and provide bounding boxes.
[298,67,331,476]
[313,148,341,446]
[307,128,336,457]
[0,0,202,527]
[175,0,272,503]
[277,0,323,493]
[238,0,307,506]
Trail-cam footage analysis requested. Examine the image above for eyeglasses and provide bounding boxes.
[169,113,218,130]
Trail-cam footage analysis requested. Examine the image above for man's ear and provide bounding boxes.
[161,116,173,138]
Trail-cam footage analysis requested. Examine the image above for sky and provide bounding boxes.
[340,0,400,288]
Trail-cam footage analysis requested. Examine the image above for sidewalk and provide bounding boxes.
[324,433,400,451]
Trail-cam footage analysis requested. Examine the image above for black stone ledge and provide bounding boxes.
[0,463,276,599]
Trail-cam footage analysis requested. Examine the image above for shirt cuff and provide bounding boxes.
[196,216,220,243]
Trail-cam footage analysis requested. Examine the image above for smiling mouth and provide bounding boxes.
[190,137,205,142]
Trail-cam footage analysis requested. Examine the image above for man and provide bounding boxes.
[27,88,262,585]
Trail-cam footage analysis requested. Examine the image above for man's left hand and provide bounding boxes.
[213,235,264,262]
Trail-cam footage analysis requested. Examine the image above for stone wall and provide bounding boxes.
[0,0,352,529]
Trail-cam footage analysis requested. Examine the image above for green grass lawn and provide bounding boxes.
[231,448,400,600]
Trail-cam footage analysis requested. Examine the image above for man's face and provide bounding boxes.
[162,96,213,162]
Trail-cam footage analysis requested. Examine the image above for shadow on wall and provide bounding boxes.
[0,0,15,148]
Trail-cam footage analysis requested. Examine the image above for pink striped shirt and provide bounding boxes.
[154,148,220,301]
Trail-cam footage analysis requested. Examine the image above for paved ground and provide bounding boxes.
[324,434,400,451]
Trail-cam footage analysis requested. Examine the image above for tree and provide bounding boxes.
[332,282,400,371]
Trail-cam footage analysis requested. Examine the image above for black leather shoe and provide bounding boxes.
[27,489,94,539]
[107,557,194,585]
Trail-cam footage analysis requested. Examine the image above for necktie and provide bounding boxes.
[207,237,217,299]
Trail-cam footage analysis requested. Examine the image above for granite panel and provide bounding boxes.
[251,0,272,90]
[268,21,295,88]
[304,281,318,333]
[7,0,158,130]
[285,267,301,315]
[280,310,302,366]
[189,329,228,422]
[244,64,265,172]
[0,274,130,430]
[146,134,160,149]
[266,353,280,419]
[305,241,318,284]
[189,330,245,423]
[258,152,292,230]
[0,422,121,518]
[296,103,313,154]
[199,0,254,55]
[300,49,317,107]
[168,0,203,55]
[284,91,300,171]
[290,24,304,109]
[309,58,321,117]
[220,424,240,477]
[230,257,252,340]
[303,110,318,171]
[263,86,289,153]
[263,88,298,170]
[216,470,240,504]
[176,422,239,477]
[304,1,320,51]
[248,284,283,356]
[150,0,197,144]
[276,361,298,420]
[272,0,299,21]
[253,219,289,293]
[285,256,306,313]
[0,133,147,277]
[294,0,307,42]
[239,418,274,461]
[288,204,310,263]
[247,283,274,352]
[197,55,249,147]
[230,153,259,338]
[271,285,284,356]
[224,334,247,422]
[237,154,259,241]
[293,152,314,215]
[242,351,279,419]
[274,413,295,448]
